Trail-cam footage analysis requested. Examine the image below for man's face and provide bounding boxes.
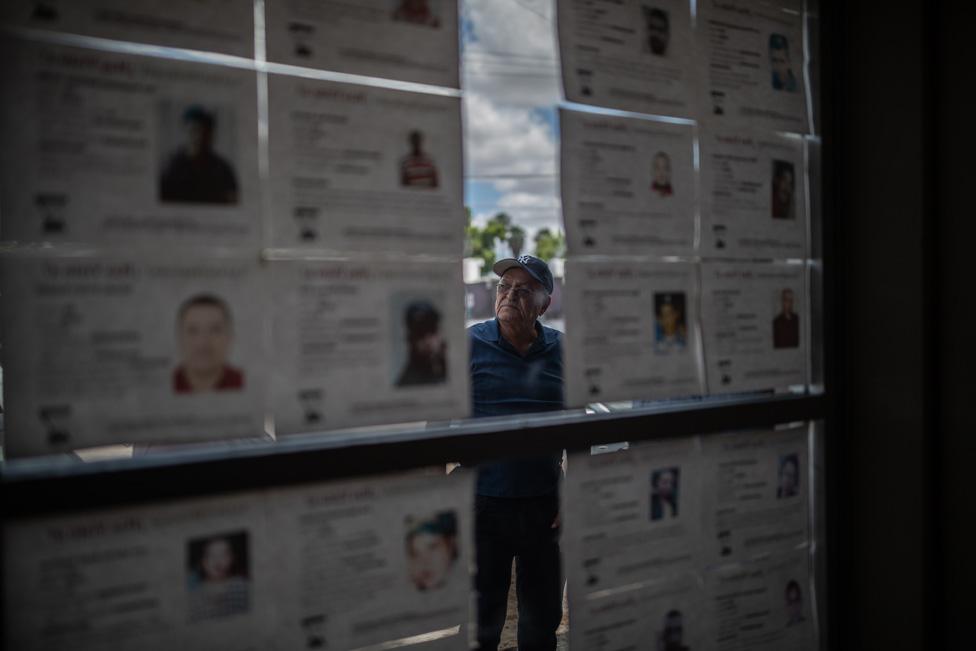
[781,289,795,315]
[409,132,423,152]
[775,169,794,203]
[653,155,671,186]
[185,120,213,156]
[771,48,792,82]
[495,267,550,328]
[656,470,676,498]
[780,460,798,495]
[201,538,234,582]
[407,532,453,590]
[648,15,669,55]
[658,303,680,334]
[179,305,232,376]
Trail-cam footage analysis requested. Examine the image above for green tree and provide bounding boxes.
[533,228,565,262]
[465,211,514,275]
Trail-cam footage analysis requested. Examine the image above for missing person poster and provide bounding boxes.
[1,254,267,457]
[700,128,807,258]
[701,427,809,565]
[698,0,809,133]
[700,262,806,394]
[267,75,464,254]
[570,576,705,651]
[557,0,697,118]
[4,492,274,651]
[265,0,460,88]
[0,0,255,57]
[563,260,703,406]
[0,38,260,247]
[271,258,469,435]
[269,469,474,651]
[562,437,702,598]
[560,108,696,256]
[703,551,816,651]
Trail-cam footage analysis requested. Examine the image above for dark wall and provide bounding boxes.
[825,1,976,649]
[935,3,976,647]
[831,1,930,649]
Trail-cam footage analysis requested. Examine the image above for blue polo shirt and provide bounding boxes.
[469,318,564,497]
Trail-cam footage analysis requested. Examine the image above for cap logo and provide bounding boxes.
[517,255,532,264]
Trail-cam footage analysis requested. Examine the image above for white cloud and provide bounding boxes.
[462,0,564,233]
[463,92,555,175]
[498,189,556,204]
[463,93,561,231]
[461,0,562,106]
[493,175,555,193]
[464,0,556,58]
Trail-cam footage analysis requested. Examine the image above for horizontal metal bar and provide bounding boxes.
[1,394,826,519]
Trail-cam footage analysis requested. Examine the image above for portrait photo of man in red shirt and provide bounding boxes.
[172,294,245,394]
[392,0,441,28]
[400,130,439,189]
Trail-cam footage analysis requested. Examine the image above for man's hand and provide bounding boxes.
[551,511,561,529]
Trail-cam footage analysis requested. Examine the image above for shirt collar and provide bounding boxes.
[490,318,552,347]
[484,318,501,342]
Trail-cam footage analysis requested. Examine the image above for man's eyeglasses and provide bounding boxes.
[496,282,538,299]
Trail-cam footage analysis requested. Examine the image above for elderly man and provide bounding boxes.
[469,255,564,651]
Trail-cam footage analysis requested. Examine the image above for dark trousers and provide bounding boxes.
[474,493,562,651]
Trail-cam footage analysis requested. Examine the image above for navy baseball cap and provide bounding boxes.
[493,255,554,295]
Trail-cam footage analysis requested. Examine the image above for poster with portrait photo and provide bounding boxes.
[268,469,474,651]
[641,5,672,56]
[771,159,797,220]
[0,0,255,57]
[700,426,809,565]
[270,258,468,436]
[570,575,705,651]
[777,453,801,498]
[391,293,449,388]
[700,262,807,394]
[563,259,703,407]
[400,129,440,190]
[1,253,267,457]
[391,0,443,28]
[404,510,459,592]
[562,437,702,599]
[265,0,459,87]
[0,38,260,247]
[697,0,809,133]
[772,286,801,349]
[558,0,698,117]
[703,551,817,651]
[699,128,807,259]
[267,75,463,254]
[650,466,681,521]
[4,492,274,651]
[157,101,240,206]
[560,108,696,256]
[186,530,251,622]
[654,292,688,353]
